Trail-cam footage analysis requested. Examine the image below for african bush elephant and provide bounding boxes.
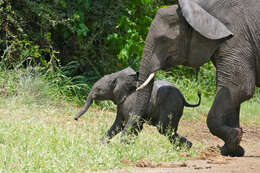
[74,67,201,147]
[123,0,260,157]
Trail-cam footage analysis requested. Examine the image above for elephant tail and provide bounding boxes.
[183,91,201,108]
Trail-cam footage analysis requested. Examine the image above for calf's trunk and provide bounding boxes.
[74,95,93,120]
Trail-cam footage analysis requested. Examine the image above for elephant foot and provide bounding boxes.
[220,144,245,157]
[100,136,110,145]
[179,137,193,148]
[171,134,192,149]
[120,135,137,145]
[221,128,244,157]
[120,136,128,144]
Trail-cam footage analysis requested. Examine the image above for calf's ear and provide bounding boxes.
[113,73,138,105]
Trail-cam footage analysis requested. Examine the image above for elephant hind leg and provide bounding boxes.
[158,125,192,148]
[169,133,192,148]
[156,112,192,148]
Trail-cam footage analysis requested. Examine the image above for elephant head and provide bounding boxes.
[134,0,233,117]
[74,67,138,120]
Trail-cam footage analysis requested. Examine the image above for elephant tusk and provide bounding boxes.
[136,72,156,91]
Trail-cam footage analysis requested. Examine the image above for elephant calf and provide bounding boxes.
[74,67,201,147]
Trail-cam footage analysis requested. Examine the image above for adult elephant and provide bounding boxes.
[122,0,260,157]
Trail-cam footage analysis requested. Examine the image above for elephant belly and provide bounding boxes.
[246,6,260,87]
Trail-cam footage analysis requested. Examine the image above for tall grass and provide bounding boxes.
[0,67,90,104]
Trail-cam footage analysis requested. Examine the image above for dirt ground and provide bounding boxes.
[96,121,260,173]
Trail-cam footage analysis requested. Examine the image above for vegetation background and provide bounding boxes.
[0,0,259,172]
[1,0,259,102]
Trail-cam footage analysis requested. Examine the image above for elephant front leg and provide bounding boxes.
[120,114,144,144]
[207,87,245,156]
[101,114,125,145]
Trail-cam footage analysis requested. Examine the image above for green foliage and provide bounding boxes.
[156,62,217,99]
[0,0,174,103]
[0,67,91,105]
[106,0,163,69]
[0,0,61,70]
[0,0,259,105]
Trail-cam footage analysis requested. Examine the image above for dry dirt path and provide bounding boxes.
[132,143,260,173]
[96,121,260,173]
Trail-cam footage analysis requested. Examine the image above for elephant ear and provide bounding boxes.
[113,73,138,105]
[179,0,233,40]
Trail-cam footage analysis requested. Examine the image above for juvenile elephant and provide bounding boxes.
[74,67,201,147]
[124,0,260,157]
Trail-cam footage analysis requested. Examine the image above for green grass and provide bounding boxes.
[0,96,202,172]
[240,98,260,125]
[0,67,259,172]
[0,95,258,172]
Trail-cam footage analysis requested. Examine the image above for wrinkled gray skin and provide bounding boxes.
[125,0,260,157]
[74,67,138,120]
[74,67,201,147]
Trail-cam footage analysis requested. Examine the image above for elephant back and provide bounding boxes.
[150,80,183,112]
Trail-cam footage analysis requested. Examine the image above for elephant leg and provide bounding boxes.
[207,86,252,156]
[130,121,144,136]
[169,133,193,148]
[169,113,192,148]
[101,112,125,144]
[156,108,172,135]
[225,105,240,128]
[157,110,192,148]
[120,115,144,144]
[157,120,192,148]
[209,45,256,156]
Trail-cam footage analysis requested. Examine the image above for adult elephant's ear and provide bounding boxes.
[179,0,233,40]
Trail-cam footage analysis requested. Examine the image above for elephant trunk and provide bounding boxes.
[134,30,159,117]
[74,95,93,120]
[136,72,156,91]
[135,69,155,117]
